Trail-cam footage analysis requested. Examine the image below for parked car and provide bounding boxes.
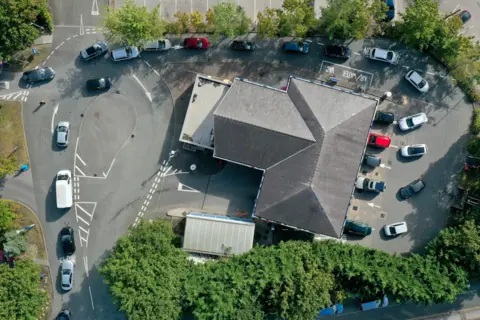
[319,303,344,316]
[56,121,70,148]
[356,176,386,192]
[232,40,255,51]
[385,0,395,21]
[86,77,112,91]
[360,296,389,310]
[364,153,381,167]
[324,45,351,59]
[60,227,76,256]
[344,220,372,236]
[459,10,471,24]
[368,132,391,148]
[56,309,72,320]
[80,41,108,60]
[22,67,55,82]
[405,70,429,92]
[373,111,394,124]
[142,39,171,51]
[61,259,74,291]
[399,179,425,199]
[400,144,428,157]
[184,37,210,49]
[398,112,428,131]
[368,48,398,64]
[283,41,309,53]
[110,46,139,61]
[384,222,408,236]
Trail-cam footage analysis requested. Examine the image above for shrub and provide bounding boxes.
[472,109,480,135]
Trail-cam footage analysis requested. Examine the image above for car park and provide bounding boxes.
[343,220,372,236]
[373,111,394,124]
[22,67,55,82]
[383,222,408,236]
[385,0,395,21]
[110,46,140,61]
[61,260,74,291]
[364,153,381,167]
[80,41,108,60]
[324,45,351,59]
[184,37,210,49]
[59,227,76,256]
[368,132,391,148]
[142,39,171,51]
[398,112,428,131]
[232,40,255,51]
[356,176,386,192]
[86,77,112,91]
[283,41,309,53]
[400,144,428,157]
[368,48,398,64]
[405,70,429,92]
[56,310,71,320]
[319,303,344,316]
[399,179,425,199]
[56,121,70,147]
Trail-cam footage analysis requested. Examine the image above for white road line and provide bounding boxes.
[89,286,95,310]
[146,201,149,206]
[66,37,71,40]
[13,92,23,100]
[4,94,12,99]
[143,199,148,205]
[76,154,87,166]
[80,14,85,35]
[86,32,91,34]
[164,171,189,177]
[147,194,152,200]
[91,32,96,34]
[78,230,83,247]
[162,160,167,166]
[76,204,94,218]
[76,215,90,226]
[51,103,59,134]
[317,42,324,46]
[354,52,361,55]
[153,183,158,188]
[78,225,89,234]
[74,188,78,193]
[132,74,152,102]
[426,72,435,75]
[85,28,91,32]
[91,0,99,15]
[163,167,172,176]
[72,34,78,38]
[60,41,65,46]
[139,212,144,217]
[402,65,409,69]
[144,61,151,68]
[390,145,399,149]
[26,90,30,96]
[83,256,89,277]
[141,206,146,211]
[153,70,160,76]
[55,45,60,50]
[75,166,86,176]
[149,188,154,193]
[24,97,28,102]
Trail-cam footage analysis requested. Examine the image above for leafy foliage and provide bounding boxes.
[0,260,47,320]
[103,0,166,45]
[0,200,17,232]
[277,0,316,37]
[0,156,17,179]
[100,219,191,320]
[3,230,28,257]
[319,0,387,39]
[257,8,280,38]
[471,109,480,135]
[213,1,251,38]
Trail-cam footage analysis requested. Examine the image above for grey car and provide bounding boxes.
[80,41,108,61]
[56,121,70,147]
[22,67,55,82]
[399,179,425,199]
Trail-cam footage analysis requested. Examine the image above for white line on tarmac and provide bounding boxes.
[354,52,361,55]
[78,225,89,234]
[26,90,30,96]
[60,41,65,46]
[80,14,85,35]
[153,183,158,188]
[402,65,409,69]
[67,37,71,40]
[76,154,87,166]
[76,215,90,226]
[163,167,172,176]
[139,212,144,217]
[146,201,149,206]
[153,69,160,76]
[390,145,399,149]
[55,45,60,50]
[143,199,148,205]
[84,256,89,277]
[89,286,95,310]
[149,188,154,193]
[91,0,99,15]
[144,60,151,68]
[141,206,146,211]
[132,74,152,102]
[72,34,78,38]
[75,166,86,176]
[51,103,59,134]
[76,204,94,218]
[78,230,83,247]
[317,42,324,46]
[426,72,435,75]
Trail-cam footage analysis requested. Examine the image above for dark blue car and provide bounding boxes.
[283,41,309,53]
[385,0,395,21]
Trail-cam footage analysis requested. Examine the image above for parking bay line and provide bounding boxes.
[390,145,399,149]
[76,154,87,166]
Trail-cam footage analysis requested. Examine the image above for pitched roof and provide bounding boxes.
[213,76,378,237]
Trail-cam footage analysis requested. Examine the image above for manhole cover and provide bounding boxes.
[353,206,358,211]
[380,212,387,219]
[387,160,392,165]
[375,172,379,176]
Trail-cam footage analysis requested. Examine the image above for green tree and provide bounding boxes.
[100,219,191,320]
[190,11,207,32]
[257,8,280,38]
[102,0,166,45]
[320,0,387,39]
[213,1,251,38]
[0,260,48,320]
[0,156,17,179]
[0,200,17,231]
[277,0,316,37]
[3,230,28,257]
[426,220,480,279]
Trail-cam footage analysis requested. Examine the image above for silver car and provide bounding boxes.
[368,48,398,64]
[61,260,74,291]
[56,121,70,147]
[405,70,429,93]
[80,41,108,61]
[401,144,427,157]
[111,46,139,61]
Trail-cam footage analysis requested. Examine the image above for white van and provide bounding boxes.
[56,170,73,209]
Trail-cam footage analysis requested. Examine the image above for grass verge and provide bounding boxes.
[4,44,52,72]
[0,101,28,166]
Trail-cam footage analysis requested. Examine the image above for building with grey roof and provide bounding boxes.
[180,75,378,238]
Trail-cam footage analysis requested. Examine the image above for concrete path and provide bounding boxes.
[0,170,38,214]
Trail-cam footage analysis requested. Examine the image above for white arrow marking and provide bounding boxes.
[367,202,381,209]
[379,163,391,169]
[132,74,152,102]
[51,103,59,133]
[91,0,99,15]
[177,183,200,193]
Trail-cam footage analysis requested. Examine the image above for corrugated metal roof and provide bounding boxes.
[183,213,255,256]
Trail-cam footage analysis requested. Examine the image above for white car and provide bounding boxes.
[142,39,171,51]
[398,113,428,131]
[401,144,428,157]
[384,222,408,236]
[61,260,74,291]
[110,46,139,61]
[56,121,70,148]
[405,70,429,92]
[368,48,398,64]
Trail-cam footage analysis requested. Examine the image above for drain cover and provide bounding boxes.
[380,212,387,219]
[353,206,358,211]
[387,160,392,165]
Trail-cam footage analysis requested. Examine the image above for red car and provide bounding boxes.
[368,132,391,148]
[184,38,210,49]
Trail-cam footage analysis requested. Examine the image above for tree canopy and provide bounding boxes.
[213,1,251,38]
[0,200,16,232]
[102,0,166,45]
[0,260,48,320]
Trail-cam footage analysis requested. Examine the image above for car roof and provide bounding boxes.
[62,260,74,269]
[411,179,425,191]
[373,48,390,59]
[112,48,127,59]
[392,222,407,233]
[409,71,424,84]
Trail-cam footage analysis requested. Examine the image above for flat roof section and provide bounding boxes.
[183,212,255,256]
[179,75,231,149]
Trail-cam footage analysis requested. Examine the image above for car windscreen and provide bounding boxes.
[389,227,396,234]
[386,52,394,60]
[58,126,67,132]
[418,79,427,88]
[409,147,424,154]
[406,118,414,127]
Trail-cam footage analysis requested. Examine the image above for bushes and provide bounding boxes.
[35,0,53,33]
[472,109,480,135]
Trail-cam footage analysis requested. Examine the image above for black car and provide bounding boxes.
[399,179,425,199]
[232,40,255,51]
[60,227,76,256]
[324,45,351,59]
[373,111,394,124]
[56,309,71,320]
[86,77,112,90]
[22,67,56,82]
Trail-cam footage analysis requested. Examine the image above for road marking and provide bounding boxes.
[153,183,158,188]
[66,37,71,40]
[146,201,149,206]
[354,52,361,55]
[379,163,391,169]
[13,92,23,100]
[163,166,171,176]
[89,286,95,310]
[76,214,90,226]
[83,256,89,277]
[75,154,87,166]
[389,145,399,149]
[141,206,146,211]
[143,199,148,205]
[178,183,200,193]
[75,202,96,219]
[253,0,256,23]
[149,188,154,193]
[72,34,78,38]
[25,90,30,96]
[153,69,160,76]
[75,166,86,176]
[91,0,99,15]
[143,61,151,68]
[367,202,381,209]
[132,74,152,102]
[317,42,324,46]
[78,230,83,247]
[60,41,65,46]
[79,14,85,35]
[164,170,188,177]
[139,212,144,217]
[55,45,60,50]
[79,225,89,234]
[51,103,59,134]
[402,65,409,69]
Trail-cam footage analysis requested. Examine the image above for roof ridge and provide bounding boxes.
[266,142,317,170]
